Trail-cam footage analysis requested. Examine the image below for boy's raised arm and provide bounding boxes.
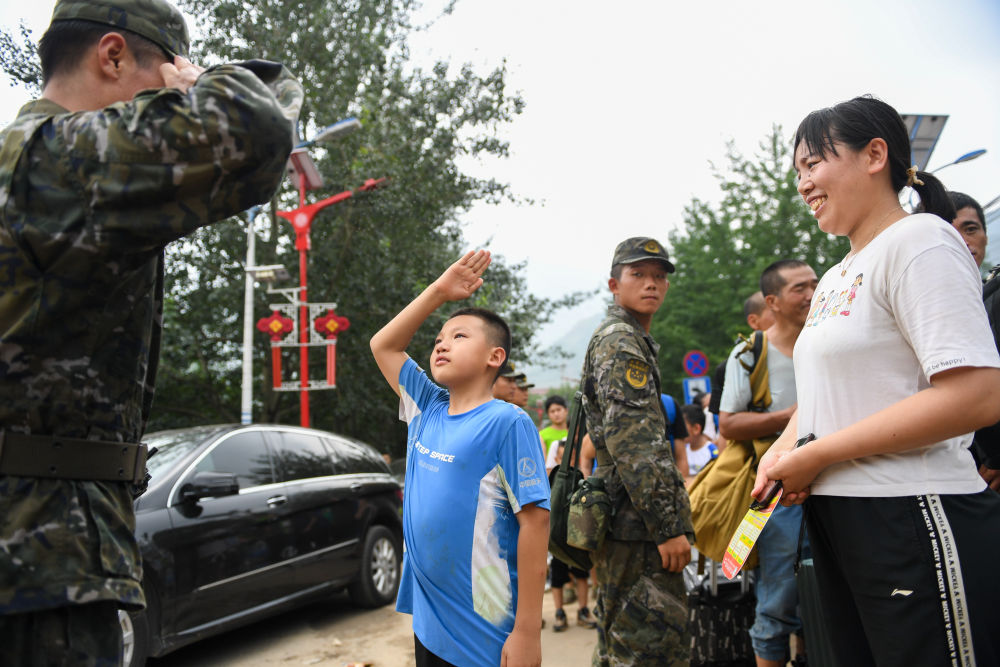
[370,250,491,395]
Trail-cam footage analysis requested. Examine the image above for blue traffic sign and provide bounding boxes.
[683,350,709,377]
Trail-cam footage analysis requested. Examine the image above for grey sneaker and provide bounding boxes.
[577,606,597,629]
[553,608,568,632]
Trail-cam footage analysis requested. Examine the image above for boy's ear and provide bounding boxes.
[487,346,506,371]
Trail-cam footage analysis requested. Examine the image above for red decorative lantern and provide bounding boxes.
[257,311,295,388]
[314,310,351,387]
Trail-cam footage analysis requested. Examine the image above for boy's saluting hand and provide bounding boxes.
[433,250,491,301]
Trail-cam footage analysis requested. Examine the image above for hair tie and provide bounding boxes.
[906,165,925,187]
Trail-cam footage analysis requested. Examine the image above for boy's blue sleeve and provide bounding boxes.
[398,357,448,425]
[498,410,551,512]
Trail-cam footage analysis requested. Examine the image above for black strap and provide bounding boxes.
[0,431,148,483]
[794,501,809,573]
[557,390,587,475]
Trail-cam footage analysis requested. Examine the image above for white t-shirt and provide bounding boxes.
[794,214,1000,497]
[686,441,716,475]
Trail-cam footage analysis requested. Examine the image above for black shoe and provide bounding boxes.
[553,608,568,632]
[577,606,597,629]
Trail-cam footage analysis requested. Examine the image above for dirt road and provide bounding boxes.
[152,590,597,666]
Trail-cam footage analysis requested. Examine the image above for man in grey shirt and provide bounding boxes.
[719,259,817,667]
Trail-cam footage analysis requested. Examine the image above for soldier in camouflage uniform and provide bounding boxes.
[0,1,302,663]
[582,237,694,667]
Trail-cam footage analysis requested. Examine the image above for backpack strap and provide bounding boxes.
[747,331,772,412]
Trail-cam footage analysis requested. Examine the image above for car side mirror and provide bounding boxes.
[179,471,239,502]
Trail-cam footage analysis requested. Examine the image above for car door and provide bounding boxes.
[164,429,295,634]
[270,429,359,590]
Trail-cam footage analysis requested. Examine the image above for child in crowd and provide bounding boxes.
[541,395,569,471]
[679,403,718,483]
[370,250,550,667]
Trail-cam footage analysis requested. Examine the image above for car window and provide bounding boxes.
[326,436,384,475]
[274,431,337,482]
[193,431,275,489]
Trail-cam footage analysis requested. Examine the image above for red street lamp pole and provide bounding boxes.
[276,174,385,427]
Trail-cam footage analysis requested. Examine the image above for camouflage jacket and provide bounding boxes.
[0,62,302,613]
[582,305,693,544]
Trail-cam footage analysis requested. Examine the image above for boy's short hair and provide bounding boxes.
[545,395,567,412]
[448,307,511,379]
[680,403,705,430]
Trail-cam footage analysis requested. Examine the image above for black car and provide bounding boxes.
[120,424,403,666]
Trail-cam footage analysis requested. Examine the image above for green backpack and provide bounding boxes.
[548,391,594,571]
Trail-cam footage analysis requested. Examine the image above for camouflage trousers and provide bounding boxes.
[0,601,122,666]
[592,538,690,667]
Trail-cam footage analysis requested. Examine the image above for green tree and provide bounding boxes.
[652,126,850,397]
[0,1,585,454]
[0,21,40,95]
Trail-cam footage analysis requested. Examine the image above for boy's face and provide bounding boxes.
[683,418,701,438]
[609,259,669,317]
[547,403,568,426]
[430,314,503,387]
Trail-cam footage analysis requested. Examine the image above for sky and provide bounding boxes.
[2,0,999,373]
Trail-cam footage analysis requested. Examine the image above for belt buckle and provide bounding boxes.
[131,443,149,484]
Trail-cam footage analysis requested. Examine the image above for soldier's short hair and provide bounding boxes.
[760,259,809,298]
[38,19,170,85]
[448,307,511,379]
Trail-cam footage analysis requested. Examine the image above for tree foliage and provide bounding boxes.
[0,21,41,95]
[651,126,850,396]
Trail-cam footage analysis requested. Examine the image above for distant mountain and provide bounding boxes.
[522,310,605,389]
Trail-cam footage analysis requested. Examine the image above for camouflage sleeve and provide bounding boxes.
[594,332,693,544]
[27,62,302,251]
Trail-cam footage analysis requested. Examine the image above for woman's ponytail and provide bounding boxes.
[911,170,956,222]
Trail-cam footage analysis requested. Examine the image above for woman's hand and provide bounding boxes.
[765,445,825,505]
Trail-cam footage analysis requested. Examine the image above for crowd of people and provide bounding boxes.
[2,0,998,665]
[372,96,1000,667]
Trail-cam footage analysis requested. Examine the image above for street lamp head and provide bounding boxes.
[931,148,987,173]
[312,117,362,144]
[954,149,986,165]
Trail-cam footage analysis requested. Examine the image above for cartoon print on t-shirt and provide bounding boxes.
[841,273,863,315]
[806,273,864,327]
[806,293,826,328]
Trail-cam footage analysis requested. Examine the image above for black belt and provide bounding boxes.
[0,431,148,483]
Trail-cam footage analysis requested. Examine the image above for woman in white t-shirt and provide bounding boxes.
[752,96,1000,666]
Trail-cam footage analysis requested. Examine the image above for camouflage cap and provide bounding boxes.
[499,362,519,378]
[51,0,190,58]
[612,237,675,274]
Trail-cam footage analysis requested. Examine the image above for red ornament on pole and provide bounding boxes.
[314,310,351,387]
[257,311,294,388]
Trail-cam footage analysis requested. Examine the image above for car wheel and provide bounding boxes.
[120,586,155,667]
[349,525,402,608]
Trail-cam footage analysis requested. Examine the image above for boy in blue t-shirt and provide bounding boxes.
[370,250,550,667]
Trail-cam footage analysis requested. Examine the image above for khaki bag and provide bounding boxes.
[688,331,773,569]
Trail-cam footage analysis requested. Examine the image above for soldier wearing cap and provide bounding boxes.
[492,361,519,403]
[0,0,302,662]
[581,237,694,666]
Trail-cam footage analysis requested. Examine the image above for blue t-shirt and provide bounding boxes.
[396,358,550,666]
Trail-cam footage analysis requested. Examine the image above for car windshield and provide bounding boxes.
[144,426,232,479]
